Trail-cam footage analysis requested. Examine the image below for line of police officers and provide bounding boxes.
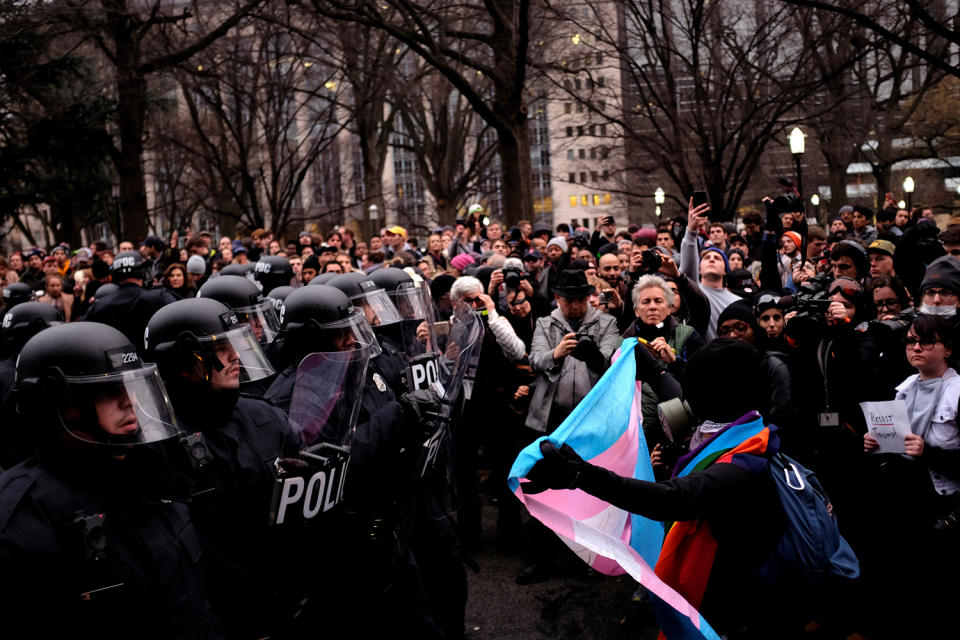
[0,251,481,639]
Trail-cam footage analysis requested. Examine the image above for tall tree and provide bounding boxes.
[308,0,541,226]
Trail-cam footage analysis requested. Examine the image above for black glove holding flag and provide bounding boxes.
[522,441,592,494]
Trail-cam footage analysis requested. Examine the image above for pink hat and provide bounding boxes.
[451,254,474,272]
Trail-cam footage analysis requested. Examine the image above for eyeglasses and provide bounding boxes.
[717,321,752,337]
[461,295,482,306]
[905,336,941,350]
[874,298,901,310]
[923,288,958,301]
[508,297,528,306]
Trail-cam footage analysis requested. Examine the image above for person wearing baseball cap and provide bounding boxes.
[867,239,897,279]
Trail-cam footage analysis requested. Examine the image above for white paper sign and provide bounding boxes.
[860,400,911,454]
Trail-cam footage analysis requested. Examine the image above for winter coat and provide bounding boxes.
[525,306,620,432]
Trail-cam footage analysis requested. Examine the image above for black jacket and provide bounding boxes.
[0,449,223,639]
[84,282,175,356]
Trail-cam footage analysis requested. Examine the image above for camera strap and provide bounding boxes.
[816,339,839,427]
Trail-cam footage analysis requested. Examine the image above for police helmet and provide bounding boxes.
[328,272,401,327]
[15,322,180,446]
[309,272,340,286]
[110,250,146,280]
[367,267,431,322]
[93,282,119,302]
[198,275,280,344]
[2,282,36,309]
[280,284,380,356]
[144,298,273,385]
[219,262,257,278]
[1,302,63,355]
[253,256,294,295]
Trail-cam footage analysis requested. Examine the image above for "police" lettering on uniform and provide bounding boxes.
[410,357,439,390]
[272,458,349,525]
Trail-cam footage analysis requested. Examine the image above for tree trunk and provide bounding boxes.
[115,44,149,243]
[496,122,534,227]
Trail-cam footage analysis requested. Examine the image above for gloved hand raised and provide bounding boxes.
[399,388,441,427]
[522,441,591,494]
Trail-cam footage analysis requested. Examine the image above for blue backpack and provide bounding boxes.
[760,452,860,583]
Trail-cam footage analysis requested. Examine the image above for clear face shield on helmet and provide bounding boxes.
[311,307,382,358]
[350,288,402,329]
[57,364,181,446]
[192,324,275,385]
[380,281,441,393]
[233,301,282,345]
[269,348,370,526]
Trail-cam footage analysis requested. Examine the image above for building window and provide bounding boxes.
[600,124,607,136]
[577,125,584,136]
[597,76,605,88]
[581,194,588,206]
[578,149,585,159]
[567,149,575,160]
[574,78,582,90]
[566,126,573,137]
[596,53,603,65]
[577,102,585,113]
[568,172,576,183]
[603,193,612,204]
[593,194,601,206]
[563,79,572,90]
[564,102,572,114]
[602,170,609,181]
[569,195,578,207]
[580,172,587,183]
[588,124,595,136]
[591,171,598,182]
[590,147,597,159]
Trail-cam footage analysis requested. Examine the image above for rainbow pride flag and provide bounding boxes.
[508,338,721,640]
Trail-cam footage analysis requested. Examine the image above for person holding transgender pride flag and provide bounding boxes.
[518,339,789,638]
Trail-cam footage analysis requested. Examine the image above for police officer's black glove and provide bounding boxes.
[399,389,441,428]
[522,441,590,494]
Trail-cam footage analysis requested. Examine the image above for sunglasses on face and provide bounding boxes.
[508,297,527,306]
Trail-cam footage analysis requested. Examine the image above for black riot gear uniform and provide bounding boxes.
[84,252,175,356]
[0,322,223,639]
[145,298,297,638]
[265,284,443,638]
[0,302,64,466]
[253,255,294,295]
[1,281,36,313]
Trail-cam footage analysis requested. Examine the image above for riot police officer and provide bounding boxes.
[197,275,284,385]
[265,284,443,638]
[0,322,223,639]
[1,281,36,313]
[144,298,297,638]
[253,255,295,296]
[84,250,175,355]
[0,302,64,466]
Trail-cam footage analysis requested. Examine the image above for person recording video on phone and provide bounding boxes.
[680,194,741,340]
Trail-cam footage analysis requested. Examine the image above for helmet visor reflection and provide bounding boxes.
[59,365,180,446]
[197,325,275,383]
[235,301,282,345]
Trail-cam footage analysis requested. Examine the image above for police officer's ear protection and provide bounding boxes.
[13,366,67,417]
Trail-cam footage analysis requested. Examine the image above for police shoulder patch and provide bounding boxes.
[372,373,387,393]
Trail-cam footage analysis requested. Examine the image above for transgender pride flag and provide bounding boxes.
[508,338,720,640]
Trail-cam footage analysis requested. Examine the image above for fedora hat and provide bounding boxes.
[553,269,596,298]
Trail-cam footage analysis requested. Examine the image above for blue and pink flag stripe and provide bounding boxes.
[508,338,721,640]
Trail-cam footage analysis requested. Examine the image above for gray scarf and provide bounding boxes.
[904,376,944,442]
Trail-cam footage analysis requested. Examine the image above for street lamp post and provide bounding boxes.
[903,176,915,211]
[789,127,805,204]
[654,187,665,218]
[810,193,820,223]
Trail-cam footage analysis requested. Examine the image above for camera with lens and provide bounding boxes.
[599,290,614,305]
[502,265,524,289]
[784,273,834,342]
[868,306,918,345]
[572,233,590,249]
[638,249,662,275]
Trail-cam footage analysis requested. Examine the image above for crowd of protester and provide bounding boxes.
[1,190,958,638]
